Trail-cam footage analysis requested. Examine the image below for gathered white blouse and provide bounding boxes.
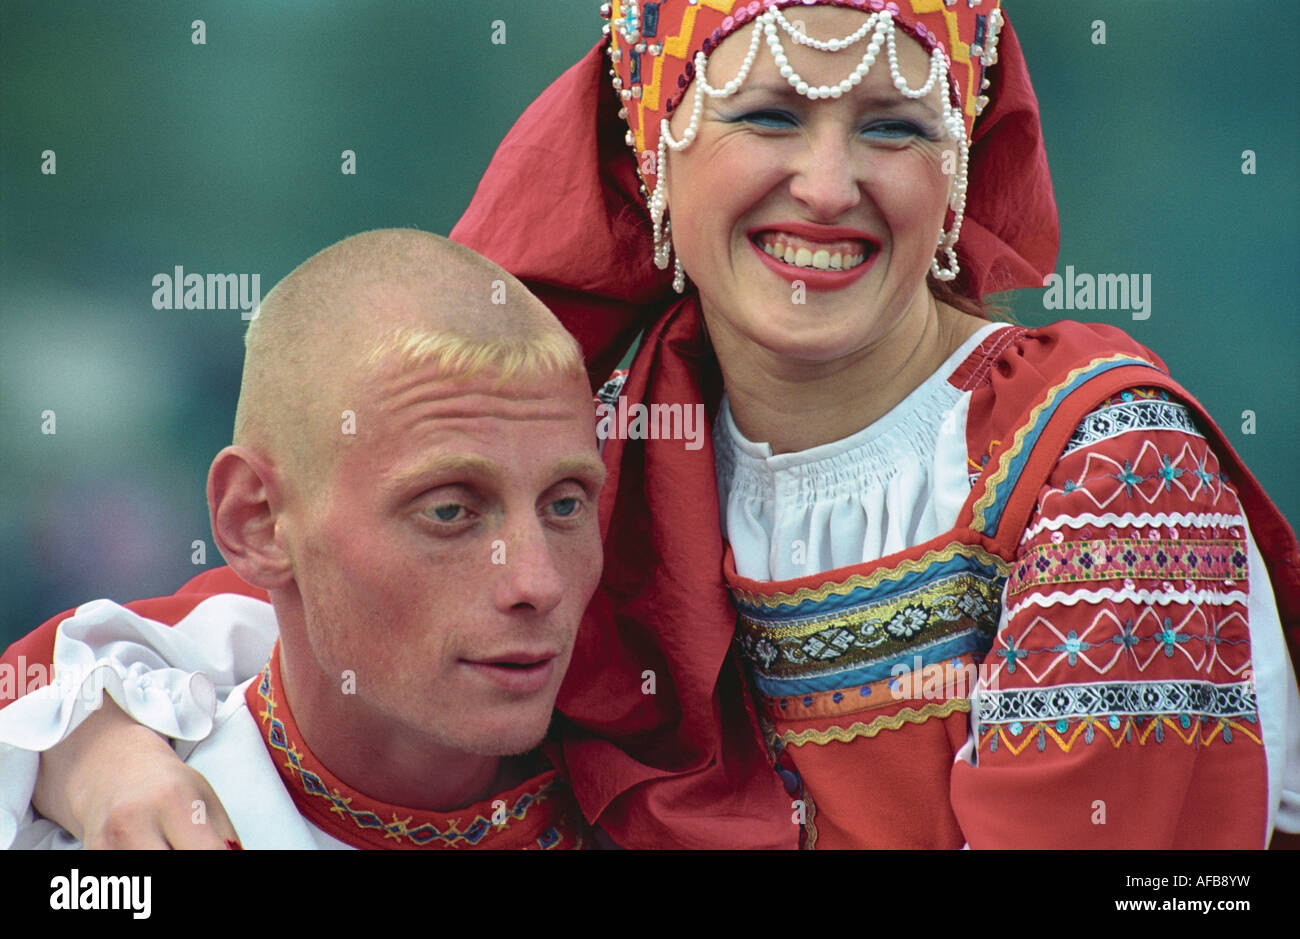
[715,322,1004,582]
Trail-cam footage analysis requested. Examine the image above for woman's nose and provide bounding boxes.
[787,129,861,220]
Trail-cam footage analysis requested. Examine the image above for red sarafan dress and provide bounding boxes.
[536,285,1299,848]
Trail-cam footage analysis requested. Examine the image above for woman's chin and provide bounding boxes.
[742,324,876,368]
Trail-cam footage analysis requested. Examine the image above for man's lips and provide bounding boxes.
[460,650,560,694]
[465,649,560,667]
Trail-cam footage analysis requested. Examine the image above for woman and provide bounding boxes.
[9,0,1300,848]
[454,0,1300,848]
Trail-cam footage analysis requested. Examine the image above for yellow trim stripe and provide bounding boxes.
[773,698,970,748]
[980,715,1264,756]
[732,542,1008,609]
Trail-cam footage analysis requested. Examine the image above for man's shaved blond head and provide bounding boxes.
[232,228,585,495]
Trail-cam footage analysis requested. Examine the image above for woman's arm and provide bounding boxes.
[1,579,274,848]
[34,698,239,849]
[951,388,1300,847]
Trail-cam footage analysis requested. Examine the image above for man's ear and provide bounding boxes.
[207,445,295,590]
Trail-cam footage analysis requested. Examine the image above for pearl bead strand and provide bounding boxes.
[771,6,877,52]
[764,14,888,100]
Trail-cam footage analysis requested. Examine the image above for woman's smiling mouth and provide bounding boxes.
[747,224,881,287]
[753,231,870,271]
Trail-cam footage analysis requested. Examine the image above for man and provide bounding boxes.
[0,229,606,849]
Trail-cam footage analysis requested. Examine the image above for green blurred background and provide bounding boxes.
[2,1,1297,648]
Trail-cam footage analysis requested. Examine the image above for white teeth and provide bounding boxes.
[757,238,871,271]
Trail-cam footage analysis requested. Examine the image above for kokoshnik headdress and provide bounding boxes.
[602,0,1006,291]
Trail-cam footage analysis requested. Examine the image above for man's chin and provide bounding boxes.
[463,708,555,758]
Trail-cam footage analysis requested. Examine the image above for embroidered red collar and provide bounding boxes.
[244,644,585,849]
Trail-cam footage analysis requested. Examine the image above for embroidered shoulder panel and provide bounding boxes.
[972,392,1262,764]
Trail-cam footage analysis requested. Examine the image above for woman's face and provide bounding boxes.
[665,6,955,365]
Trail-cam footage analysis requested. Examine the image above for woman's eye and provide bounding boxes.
[862,120,927,139]
[550,497,581,518]
[738,110,796,128]
[429,503,465,523]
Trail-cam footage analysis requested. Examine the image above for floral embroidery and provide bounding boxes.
[1156,617,1191,656]
[753,637,779,669]
[1156,454,1185,491]
[885,604,928,639]
[1114,619,1141,655]
[984,603,1251,687]
[1193,457,1216,488]
[1041,439,1229,512]
[1113,460,1145,497]
[1054,630,1089,666]
[998,636,1029,673]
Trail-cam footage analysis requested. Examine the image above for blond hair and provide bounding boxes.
[363,325,584,390]
[230,229,587,495]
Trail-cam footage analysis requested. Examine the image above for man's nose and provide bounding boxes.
[492,516,565,616]
[788,128,862,220]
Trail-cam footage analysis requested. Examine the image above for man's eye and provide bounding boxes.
[550,497,581,518]
[429,504,465,523]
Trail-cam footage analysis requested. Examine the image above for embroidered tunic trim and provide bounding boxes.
[246,645,585,850]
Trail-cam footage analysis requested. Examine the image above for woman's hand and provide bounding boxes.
[32,698,241,849]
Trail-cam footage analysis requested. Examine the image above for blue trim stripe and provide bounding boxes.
[979,357,1160,536]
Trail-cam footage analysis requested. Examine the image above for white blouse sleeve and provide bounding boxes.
[1241,516,1300,836]
[0,594,278,849]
